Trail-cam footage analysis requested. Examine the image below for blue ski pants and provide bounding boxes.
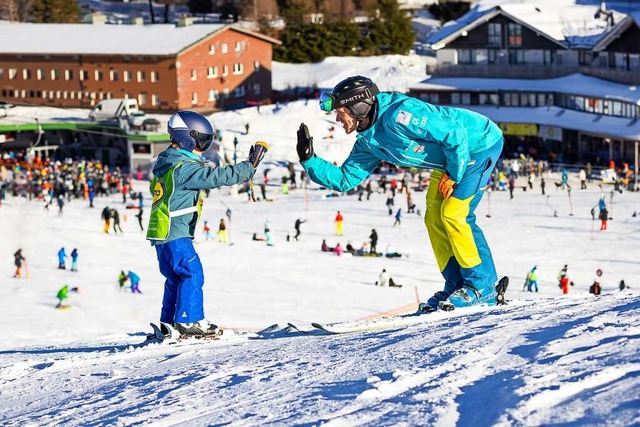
[155,237,205,324]
[424,140,503,296]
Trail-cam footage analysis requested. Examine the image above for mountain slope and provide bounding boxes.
[1,293,637,426]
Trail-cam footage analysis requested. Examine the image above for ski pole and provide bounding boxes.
[546,196,558,217]
[567,185,574,216]
[486,188,492,218]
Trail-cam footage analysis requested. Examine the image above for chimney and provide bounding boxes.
[177,16,195,27]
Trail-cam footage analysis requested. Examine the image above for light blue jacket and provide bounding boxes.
[150,147,254,245]
[302,92,502,192]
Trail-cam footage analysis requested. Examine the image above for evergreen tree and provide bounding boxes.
[31,0,79,23]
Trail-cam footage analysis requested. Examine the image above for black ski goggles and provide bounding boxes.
[190,130,214,152]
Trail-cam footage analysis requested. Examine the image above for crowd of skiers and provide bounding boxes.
[522,264,629,295]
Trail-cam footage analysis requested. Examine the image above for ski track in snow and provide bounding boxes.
[1,293,637,426]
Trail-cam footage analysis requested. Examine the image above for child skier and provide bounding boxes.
[56,285,78,309]
[70,248,79,272]
[558,264,573,295]
[13,249,26,278]
[127,271,142,294]
[217,219,228,243]
[203,221,212,241]
[335,211,344,236]
[598,196,608,231]
[147,110,267,338]
[590,269,603,296]
[526,266,538,292]
[118,270,127,291]
[57,247,67,270]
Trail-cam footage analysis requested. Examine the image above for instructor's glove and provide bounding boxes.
[438,173,456,199]
[296,123,314,162]
[248,141,269,169]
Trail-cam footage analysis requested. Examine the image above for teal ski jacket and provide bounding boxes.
[302,92,502,192]
[149,148,254,245]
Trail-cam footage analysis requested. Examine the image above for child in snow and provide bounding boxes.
[147,110,267,337]
[70,248,79,272]
[558,264,573,295]
[203,221,212,241]
[217,219,228,243]
[57,247,67,269]
[525,266,538,292]
[56,285,78,309]
[118,270,127,291]
[589,269,603,296]
[335,211,344,236]
[127,271,142,294]
[598,196,608,231]
[13,249,26,278]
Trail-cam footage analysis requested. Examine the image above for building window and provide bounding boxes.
[207,66,218,78]
[458,49,473,64]
[152,94,159,106]
[461,93,471,105]
[488,49,497,64]
[233,63,244,75]
[479,94,498,105]
[543,50,555,65]
[253,83,261,95]
[191,69,197,81]
[80,70,89,81]
[451,92,460,104]
[110,69,119,81]
[508,50,525,64]
[234,86,245,98]
[223,88,230,99]
[221,43,228,54]
[222,65,229,77]
[22,69,31,80]
[254,61,261,70]
[488,23,501,46]
[51,69,60,80]
[63,91,68,100]
[192,92,198,105]
[65,69,74,81]
[95,70,104,81]
[139,93,147,106]
[0,69,3,79]
[208,89,219,101]
[151,71,158,82]
[9,68,17,80]
[235,41,244,52]
[611,101,623,116]
[507,23,522,47]
[36,69,44,80]
[137,71,145,82]
[209,44,216,55]
[124,71,132,82]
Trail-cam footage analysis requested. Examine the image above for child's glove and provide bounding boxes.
[248,141,269,168]
[296,123,314,162]
[438,173,456,199]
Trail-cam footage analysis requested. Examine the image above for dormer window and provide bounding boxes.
[508,23,522,47]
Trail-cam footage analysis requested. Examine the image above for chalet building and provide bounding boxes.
[0,21,281,113]
[410,2,640,169]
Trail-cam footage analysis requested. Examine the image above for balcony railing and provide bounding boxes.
[428,63,640,85]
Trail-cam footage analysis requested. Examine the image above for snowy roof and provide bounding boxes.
[411,73,640,104]
[463,105,640,140]
[427,0,627,49]
[0,23,278,56]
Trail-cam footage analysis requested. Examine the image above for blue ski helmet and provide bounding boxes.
[167,110,215,152]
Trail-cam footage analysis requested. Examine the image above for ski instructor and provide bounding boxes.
[296,76,505,312]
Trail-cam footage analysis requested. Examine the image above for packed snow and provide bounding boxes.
[1,56,640,425]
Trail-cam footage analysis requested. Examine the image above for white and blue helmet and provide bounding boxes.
[167,110,215,152]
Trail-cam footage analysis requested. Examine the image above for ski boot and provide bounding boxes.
[417,291,452,314]
[495,276,509,305]
[174,320,223,339]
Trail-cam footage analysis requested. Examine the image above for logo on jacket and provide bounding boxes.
[152,180,165,207]
[412,144,424,153]
[396,110,412,126]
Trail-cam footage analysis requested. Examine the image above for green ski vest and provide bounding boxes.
[146,160,203,241]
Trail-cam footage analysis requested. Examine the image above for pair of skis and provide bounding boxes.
[141,277,509,342]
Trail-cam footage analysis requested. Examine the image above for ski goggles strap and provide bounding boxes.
[319,92,335,112]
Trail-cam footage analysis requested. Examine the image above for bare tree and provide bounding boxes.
[0,0,33,22]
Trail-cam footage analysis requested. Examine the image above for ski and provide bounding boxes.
[136,322,286,347]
